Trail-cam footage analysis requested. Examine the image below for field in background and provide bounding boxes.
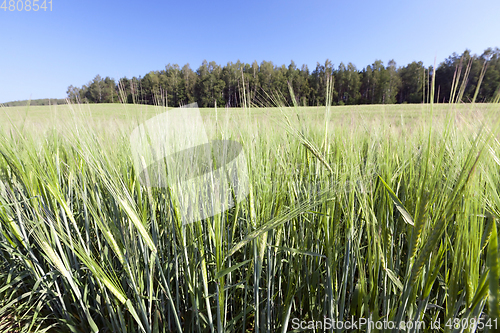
[2,102,499,132]
[1,102,500,332]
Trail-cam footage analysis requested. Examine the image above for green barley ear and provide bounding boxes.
[487,220,500,320]
[379,176,414,226]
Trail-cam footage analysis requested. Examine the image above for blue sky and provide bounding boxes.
[1,0,499,103]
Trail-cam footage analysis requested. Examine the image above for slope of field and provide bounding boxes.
[1,102,498,132]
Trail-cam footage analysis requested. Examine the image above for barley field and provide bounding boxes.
[1,100,500,332]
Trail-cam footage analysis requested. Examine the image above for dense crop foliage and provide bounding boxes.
[0,95,500,332]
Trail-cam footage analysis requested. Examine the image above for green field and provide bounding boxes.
[1,102,500,332]
[2,102,498,136]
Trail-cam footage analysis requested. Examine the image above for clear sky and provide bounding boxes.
[1,0,499,103]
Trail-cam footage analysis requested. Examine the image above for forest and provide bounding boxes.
[66,47,500,107]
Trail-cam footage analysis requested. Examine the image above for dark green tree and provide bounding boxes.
[398,61,425,103]
[195,60,226,107]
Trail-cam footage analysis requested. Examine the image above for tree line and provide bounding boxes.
[66,47,500,107]
[2,98,67,107]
